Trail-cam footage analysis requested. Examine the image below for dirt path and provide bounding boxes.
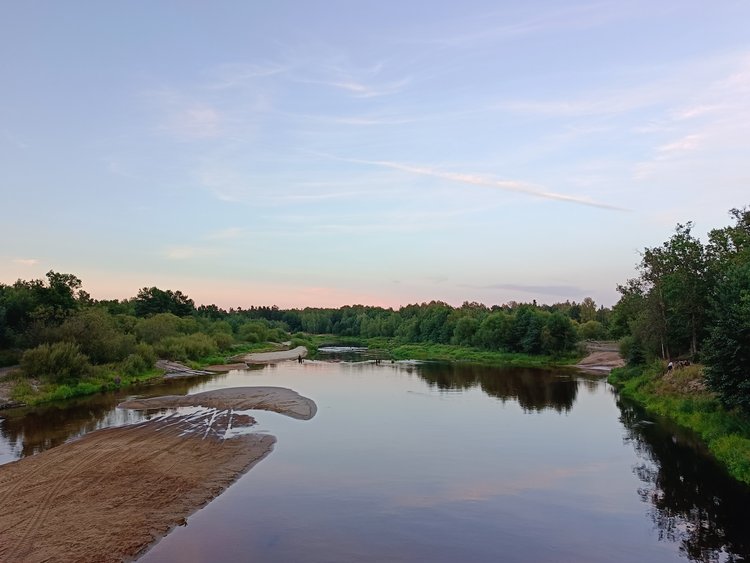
[241,345,308,364]
[0,386,317,562]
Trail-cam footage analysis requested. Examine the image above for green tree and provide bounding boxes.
[702,261,750,412]
[134,287,194,317]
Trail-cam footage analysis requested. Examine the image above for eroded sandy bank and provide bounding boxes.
[0,386,317,562]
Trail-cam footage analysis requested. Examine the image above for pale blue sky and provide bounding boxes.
[2,1,749,308]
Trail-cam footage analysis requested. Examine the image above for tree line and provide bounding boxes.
[611,206,750,412]
[0,271,618,386]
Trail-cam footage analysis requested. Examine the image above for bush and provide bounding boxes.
[135,313,183,344]
[134,343,156,368]
[266,328,288,343]
[59,309,135,364]
[155,333,218,361]
[578,320,607,340]
[213,332,234,351]
[119,353,148,376]
[21,342,91,382]
[238,322,268,343]
[619,335,645,366]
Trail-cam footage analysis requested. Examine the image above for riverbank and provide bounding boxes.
[0,342,302,409]
[308,335,582,368]
[0,386,316,562]
[608,362,750,485]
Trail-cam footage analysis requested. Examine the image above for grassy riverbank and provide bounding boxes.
[609,362,750,485]
[307,335,580,367]
[6,342,281,408]
[9,367,164,406]
[4,336,578,409]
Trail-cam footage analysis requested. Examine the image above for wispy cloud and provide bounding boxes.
[395,1,640,49]
[633,52,750,180]
[339,157,627,211]
[12,258,39,266]
[294,77,409,98]
[655,134,703,160]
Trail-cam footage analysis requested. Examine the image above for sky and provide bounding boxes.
[2,1,749,309]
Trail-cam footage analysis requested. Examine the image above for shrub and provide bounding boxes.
[619,335,645,366]
[135,313,183,344]
[134,343,156,368]
[59,309,135,364]
[155,333,217,361]
[21,342,91,382]
[119,353,148,376]
[238,322,268,343]
[578,320,607,340]
[213,332,234,351]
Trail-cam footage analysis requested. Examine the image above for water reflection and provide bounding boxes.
[0,378,203,461]
[417,362,580,413]
[618,398,750,562]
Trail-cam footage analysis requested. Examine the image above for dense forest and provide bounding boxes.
[0,274,596,378]
[1,206,747,411]
[0,267,609,403]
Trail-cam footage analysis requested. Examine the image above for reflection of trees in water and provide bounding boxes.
[0,378,203,459]
[417,363,579,413]
[618,398,750,562]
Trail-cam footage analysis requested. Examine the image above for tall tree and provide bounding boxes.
[134,287,195,317]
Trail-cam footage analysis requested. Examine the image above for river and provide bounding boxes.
[1,358,748,562]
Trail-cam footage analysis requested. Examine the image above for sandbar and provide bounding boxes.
[0,386,317,562]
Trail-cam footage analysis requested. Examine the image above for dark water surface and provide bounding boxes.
[1,360,748,562]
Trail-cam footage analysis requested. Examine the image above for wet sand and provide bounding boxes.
[0,386,316,562]
[119,386,318,420]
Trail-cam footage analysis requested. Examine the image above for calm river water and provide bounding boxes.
[1,359,749,562]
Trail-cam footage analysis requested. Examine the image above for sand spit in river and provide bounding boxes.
[0,386,316,562]
[119,386,318,420]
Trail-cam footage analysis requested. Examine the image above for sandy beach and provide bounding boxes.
[0,386,316,562]
[241,345,308,364]
[575,342,625,373]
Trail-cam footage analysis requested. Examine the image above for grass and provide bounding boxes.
[10,367,163,406]
[294,334,579,367]
[388,343,576,367]
[609,362,750,485]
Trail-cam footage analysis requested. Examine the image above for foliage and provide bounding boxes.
[609,363,750,485]
[134,286,194,317]
[59,309,136,364]
[20,342,91,382]
[134,313,185,344]
[389,343,576,367]
[613,205,750,410]
[154,333,218,362]
[702,261,750,413]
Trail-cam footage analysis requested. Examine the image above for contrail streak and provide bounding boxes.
[335,155,627,211]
